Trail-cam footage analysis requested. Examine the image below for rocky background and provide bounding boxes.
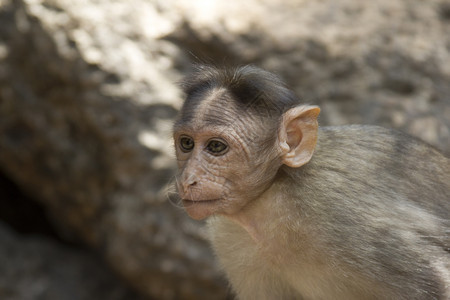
[0,0,449,299]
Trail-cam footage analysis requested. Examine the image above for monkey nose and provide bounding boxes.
[182,175,198,191]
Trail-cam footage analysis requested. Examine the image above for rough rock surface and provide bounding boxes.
[0,0,448,299]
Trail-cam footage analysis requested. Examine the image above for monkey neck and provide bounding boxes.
[224,179,295,245]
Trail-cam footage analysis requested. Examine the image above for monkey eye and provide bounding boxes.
[206,139,228,155]
[179,136,194,152]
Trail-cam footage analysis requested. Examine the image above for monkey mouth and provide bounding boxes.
[182,198,221,205]
[182,198,222,220]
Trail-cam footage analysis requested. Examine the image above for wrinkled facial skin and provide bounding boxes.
[173,112,281,220]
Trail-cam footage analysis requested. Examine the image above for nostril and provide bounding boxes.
[182,177,198,191]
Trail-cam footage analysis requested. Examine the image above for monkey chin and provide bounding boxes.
[182,199,221,220]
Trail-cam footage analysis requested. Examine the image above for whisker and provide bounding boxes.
[165,175,185,210]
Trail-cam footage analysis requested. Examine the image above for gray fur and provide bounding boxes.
[209,125,450,299]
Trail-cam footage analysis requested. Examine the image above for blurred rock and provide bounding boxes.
[168,0,450,153]
[0,221,146,300]
[0,0,448,299]
[0,0,226,299]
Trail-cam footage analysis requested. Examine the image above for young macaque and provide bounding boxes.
[173,65,450,299]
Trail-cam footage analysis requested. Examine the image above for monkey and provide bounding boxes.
[173,65,450,299]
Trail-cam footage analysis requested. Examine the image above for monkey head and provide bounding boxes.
[173,66,320,220]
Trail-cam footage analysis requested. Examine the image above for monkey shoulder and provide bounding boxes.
[295,125,449,248]
[312,125,450,207]
[317,125,447,159]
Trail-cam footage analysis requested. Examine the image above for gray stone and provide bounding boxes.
[0,221,146,300]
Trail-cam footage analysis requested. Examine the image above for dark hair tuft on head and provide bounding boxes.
[181,65,301,117]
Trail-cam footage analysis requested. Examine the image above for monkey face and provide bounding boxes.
[173,124,280,220]
[173,102,320,220]
[173,65,320,220]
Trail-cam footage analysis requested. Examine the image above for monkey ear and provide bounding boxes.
[279,105,320,168]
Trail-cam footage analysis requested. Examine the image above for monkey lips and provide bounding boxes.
[182,198,222,220]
